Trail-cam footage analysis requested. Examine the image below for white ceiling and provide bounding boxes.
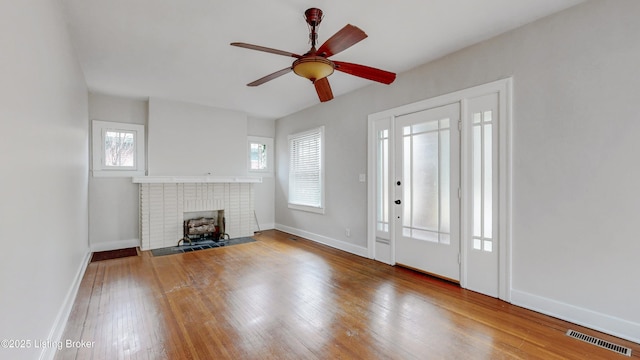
[61,0,584,119]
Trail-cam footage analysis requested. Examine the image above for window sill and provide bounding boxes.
[288,203,325,214]
[248,170,274,178]
[132,176,262,184]
[92,170,145,178]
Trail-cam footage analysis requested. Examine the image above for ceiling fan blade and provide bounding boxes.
[247,67,292,87]
[333,61,396,84]
[314,77,334,102]
[231,42,302,58]
[317,24,367,58]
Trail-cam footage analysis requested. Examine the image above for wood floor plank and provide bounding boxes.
[56,230,639,359]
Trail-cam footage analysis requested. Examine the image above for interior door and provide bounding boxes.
[394,103,461,281]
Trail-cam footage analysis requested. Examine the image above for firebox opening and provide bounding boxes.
[180,210,225,245]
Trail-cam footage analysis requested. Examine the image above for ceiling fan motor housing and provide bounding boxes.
[304,8,323,27]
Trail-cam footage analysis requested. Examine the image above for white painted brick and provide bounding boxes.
[137,182,255,250]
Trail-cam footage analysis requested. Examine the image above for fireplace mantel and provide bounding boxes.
[133,176,261,184]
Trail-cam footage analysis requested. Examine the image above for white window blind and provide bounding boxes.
[288,126,324,213]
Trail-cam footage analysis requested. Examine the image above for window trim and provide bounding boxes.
[288,126,325,214]
[92,120,145,177]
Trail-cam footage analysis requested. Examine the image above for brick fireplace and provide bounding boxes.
[134,176,260,250]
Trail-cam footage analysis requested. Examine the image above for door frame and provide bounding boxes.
[367,78,513,302]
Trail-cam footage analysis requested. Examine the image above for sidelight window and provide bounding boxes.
[377,129,390,232]
[472,110,494,252]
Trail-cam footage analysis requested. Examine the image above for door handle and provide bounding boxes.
[395,200,402,205]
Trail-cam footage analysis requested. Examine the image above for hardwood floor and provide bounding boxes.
[57,230,639,359]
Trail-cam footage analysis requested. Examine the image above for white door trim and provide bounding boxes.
[367,78,513,302]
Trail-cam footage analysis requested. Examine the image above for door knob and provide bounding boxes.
[395,200,401,205]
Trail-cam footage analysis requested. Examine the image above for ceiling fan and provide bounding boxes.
[231,8,396,102]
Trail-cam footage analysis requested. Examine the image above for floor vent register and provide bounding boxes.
[565,329,631,357]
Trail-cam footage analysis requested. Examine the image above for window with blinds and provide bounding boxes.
[288,126,324,214]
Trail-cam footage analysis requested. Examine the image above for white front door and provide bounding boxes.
[394,103,461,281]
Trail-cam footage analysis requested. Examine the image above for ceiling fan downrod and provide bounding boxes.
[304,8,323,49]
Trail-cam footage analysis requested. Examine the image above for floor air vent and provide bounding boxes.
[566,329,632,357]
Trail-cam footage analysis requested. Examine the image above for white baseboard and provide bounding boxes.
[255,222,275,231]
[275,224,369,258]
[39,250,92,360]
[90,238,140,252]
[511,289,640,344]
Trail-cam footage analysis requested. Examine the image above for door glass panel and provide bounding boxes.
[483,124,493,239]
[412,131,439,232]
[401,118,451,244]
[484,240,493,252]
[483,110,492,122]
[413,229,439,242]
[472,110,494,252]
[377,129,390,232]
[473,126,482,237]
[403,132,412,230]
[440,128,450,237]
[412,121,438,134]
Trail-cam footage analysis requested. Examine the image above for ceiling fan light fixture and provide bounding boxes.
[292,56,334,82]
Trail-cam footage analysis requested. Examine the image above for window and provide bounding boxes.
[105,130,135,167]
[92,120,145,177]
[288,126,324,214]
[247,136,273,175]
[250,143,267,170]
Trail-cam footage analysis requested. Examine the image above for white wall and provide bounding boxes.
[0,1,89,359]
[275,0,640,342]
[148,98,248,176]
[248,117,276,230]
[275,103,369,255]
[89,94,148,251]
[89,97,273,250]
[147,99,272,233]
